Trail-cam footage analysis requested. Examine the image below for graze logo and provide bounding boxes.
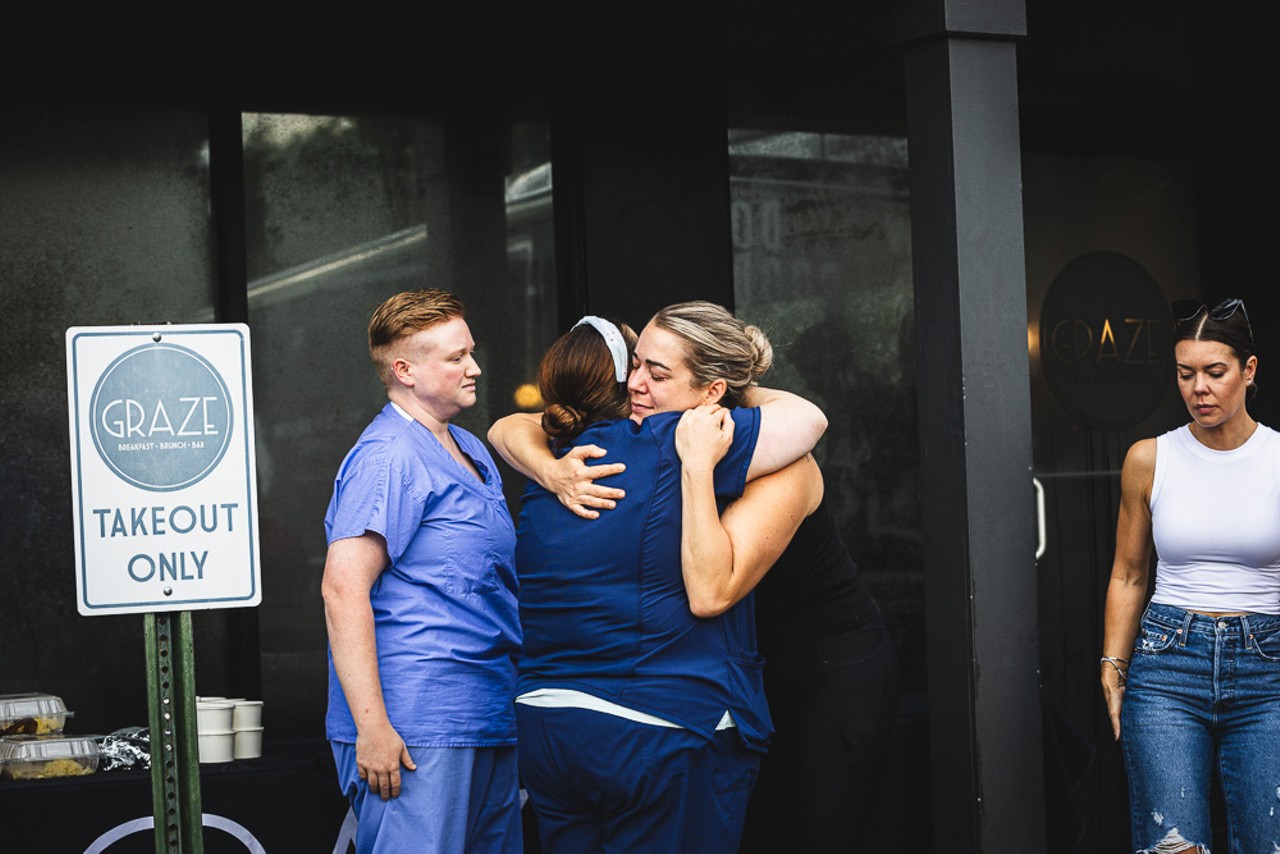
[89,343,234,491]
[1039,252,1172,431]
[1049,316,1162,368]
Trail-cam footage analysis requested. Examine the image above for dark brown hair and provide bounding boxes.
[1174,298,1257,400]
[539,318,638,445]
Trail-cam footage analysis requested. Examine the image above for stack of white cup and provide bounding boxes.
[194,696,264,761]
[230,699,264,759]
[195,697,236,763]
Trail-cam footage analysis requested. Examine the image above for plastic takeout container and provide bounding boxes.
[0,734,100,779]
[0,693,73,736]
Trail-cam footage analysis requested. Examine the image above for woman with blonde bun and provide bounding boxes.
[489,303,826,852]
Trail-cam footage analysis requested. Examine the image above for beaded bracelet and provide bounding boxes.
[1100,655,1130,684]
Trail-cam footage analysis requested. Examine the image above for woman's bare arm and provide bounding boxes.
[321,533,416,799]
[488,412,626,519]
[1101,438,1156,741]
[741,386,828,480]
[676,405,823,616]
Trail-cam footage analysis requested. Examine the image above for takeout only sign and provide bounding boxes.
[66,324,261,615]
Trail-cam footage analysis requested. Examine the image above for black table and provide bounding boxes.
[0,738,350,852]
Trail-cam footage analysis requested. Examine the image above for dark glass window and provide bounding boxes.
[241,114,556,730]
[0,109,216,732]
[728,130,924,691]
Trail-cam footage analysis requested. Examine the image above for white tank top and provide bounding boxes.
[1149,423,1280,614]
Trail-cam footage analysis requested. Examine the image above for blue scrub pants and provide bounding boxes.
[331,741,522,853]
[517,704,760,853]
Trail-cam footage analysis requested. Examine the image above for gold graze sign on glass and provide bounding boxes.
[1039,252,1173,431]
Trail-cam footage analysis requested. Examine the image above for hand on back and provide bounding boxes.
[546,444,627,520]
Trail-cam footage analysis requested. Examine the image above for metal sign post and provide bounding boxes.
[145,612,203,853]
[66,324,260,853]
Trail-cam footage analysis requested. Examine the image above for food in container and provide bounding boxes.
[0,734,100,779]
[0,693,73,735]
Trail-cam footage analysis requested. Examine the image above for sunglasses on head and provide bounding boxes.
[1172,297,1248,324]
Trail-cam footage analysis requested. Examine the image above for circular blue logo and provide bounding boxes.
[90,343,234,491]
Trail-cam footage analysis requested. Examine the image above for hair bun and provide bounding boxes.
[744,324,774,378]
[542,404,587,444]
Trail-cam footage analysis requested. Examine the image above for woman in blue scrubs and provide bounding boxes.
[489,304,826,852]
[323,290,522,853]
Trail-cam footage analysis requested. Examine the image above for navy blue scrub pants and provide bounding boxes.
[516,704,761,853]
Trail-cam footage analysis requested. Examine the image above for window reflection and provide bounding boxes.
[243,114,556,725]
[728,130,923,690]
[0,109,216,734]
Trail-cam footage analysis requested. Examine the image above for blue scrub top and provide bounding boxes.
[325,403,520,747]
[515,408,772,749]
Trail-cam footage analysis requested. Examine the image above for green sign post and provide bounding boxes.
[145,612,204,853]
[65,324,261,852]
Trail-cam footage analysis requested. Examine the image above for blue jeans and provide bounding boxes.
[1121,603,1280,854]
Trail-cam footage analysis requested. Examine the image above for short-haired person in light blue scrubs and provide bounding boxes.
[489,303,827,852]
[322,289,522,853]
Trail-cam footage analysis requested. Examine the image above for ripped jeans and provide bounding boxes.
[1121,603,1280,854]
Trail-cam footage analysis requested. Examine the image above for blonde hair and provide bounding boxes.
[650,301,773,408]
[368,289,465,388]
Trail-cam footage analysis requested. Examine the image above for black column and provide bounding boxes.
[897,0,1046,850]
[206,108,262,705]
[549,0,734,329]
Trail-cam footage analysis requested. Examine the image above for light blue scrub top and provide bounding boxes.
[325,403,521,746]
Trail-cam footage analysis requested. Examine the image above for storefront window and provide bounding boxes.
[0,110,216,731]
[728,130,924,690]
[242,114,556,729]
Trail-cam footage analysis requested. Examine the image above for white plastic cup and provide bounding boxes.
[232,700,263,730]
[198,730,235,763]
[195,701,235,733]
[233,726,264,759]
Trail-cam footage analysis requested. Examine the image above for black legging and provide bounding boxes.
[740,620,901,853]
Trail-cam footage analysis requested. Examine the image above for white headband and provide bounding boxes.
[572,315,629,382]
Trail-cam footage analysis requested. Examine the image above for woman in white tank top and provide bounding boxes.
[1102,298,1280,854]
